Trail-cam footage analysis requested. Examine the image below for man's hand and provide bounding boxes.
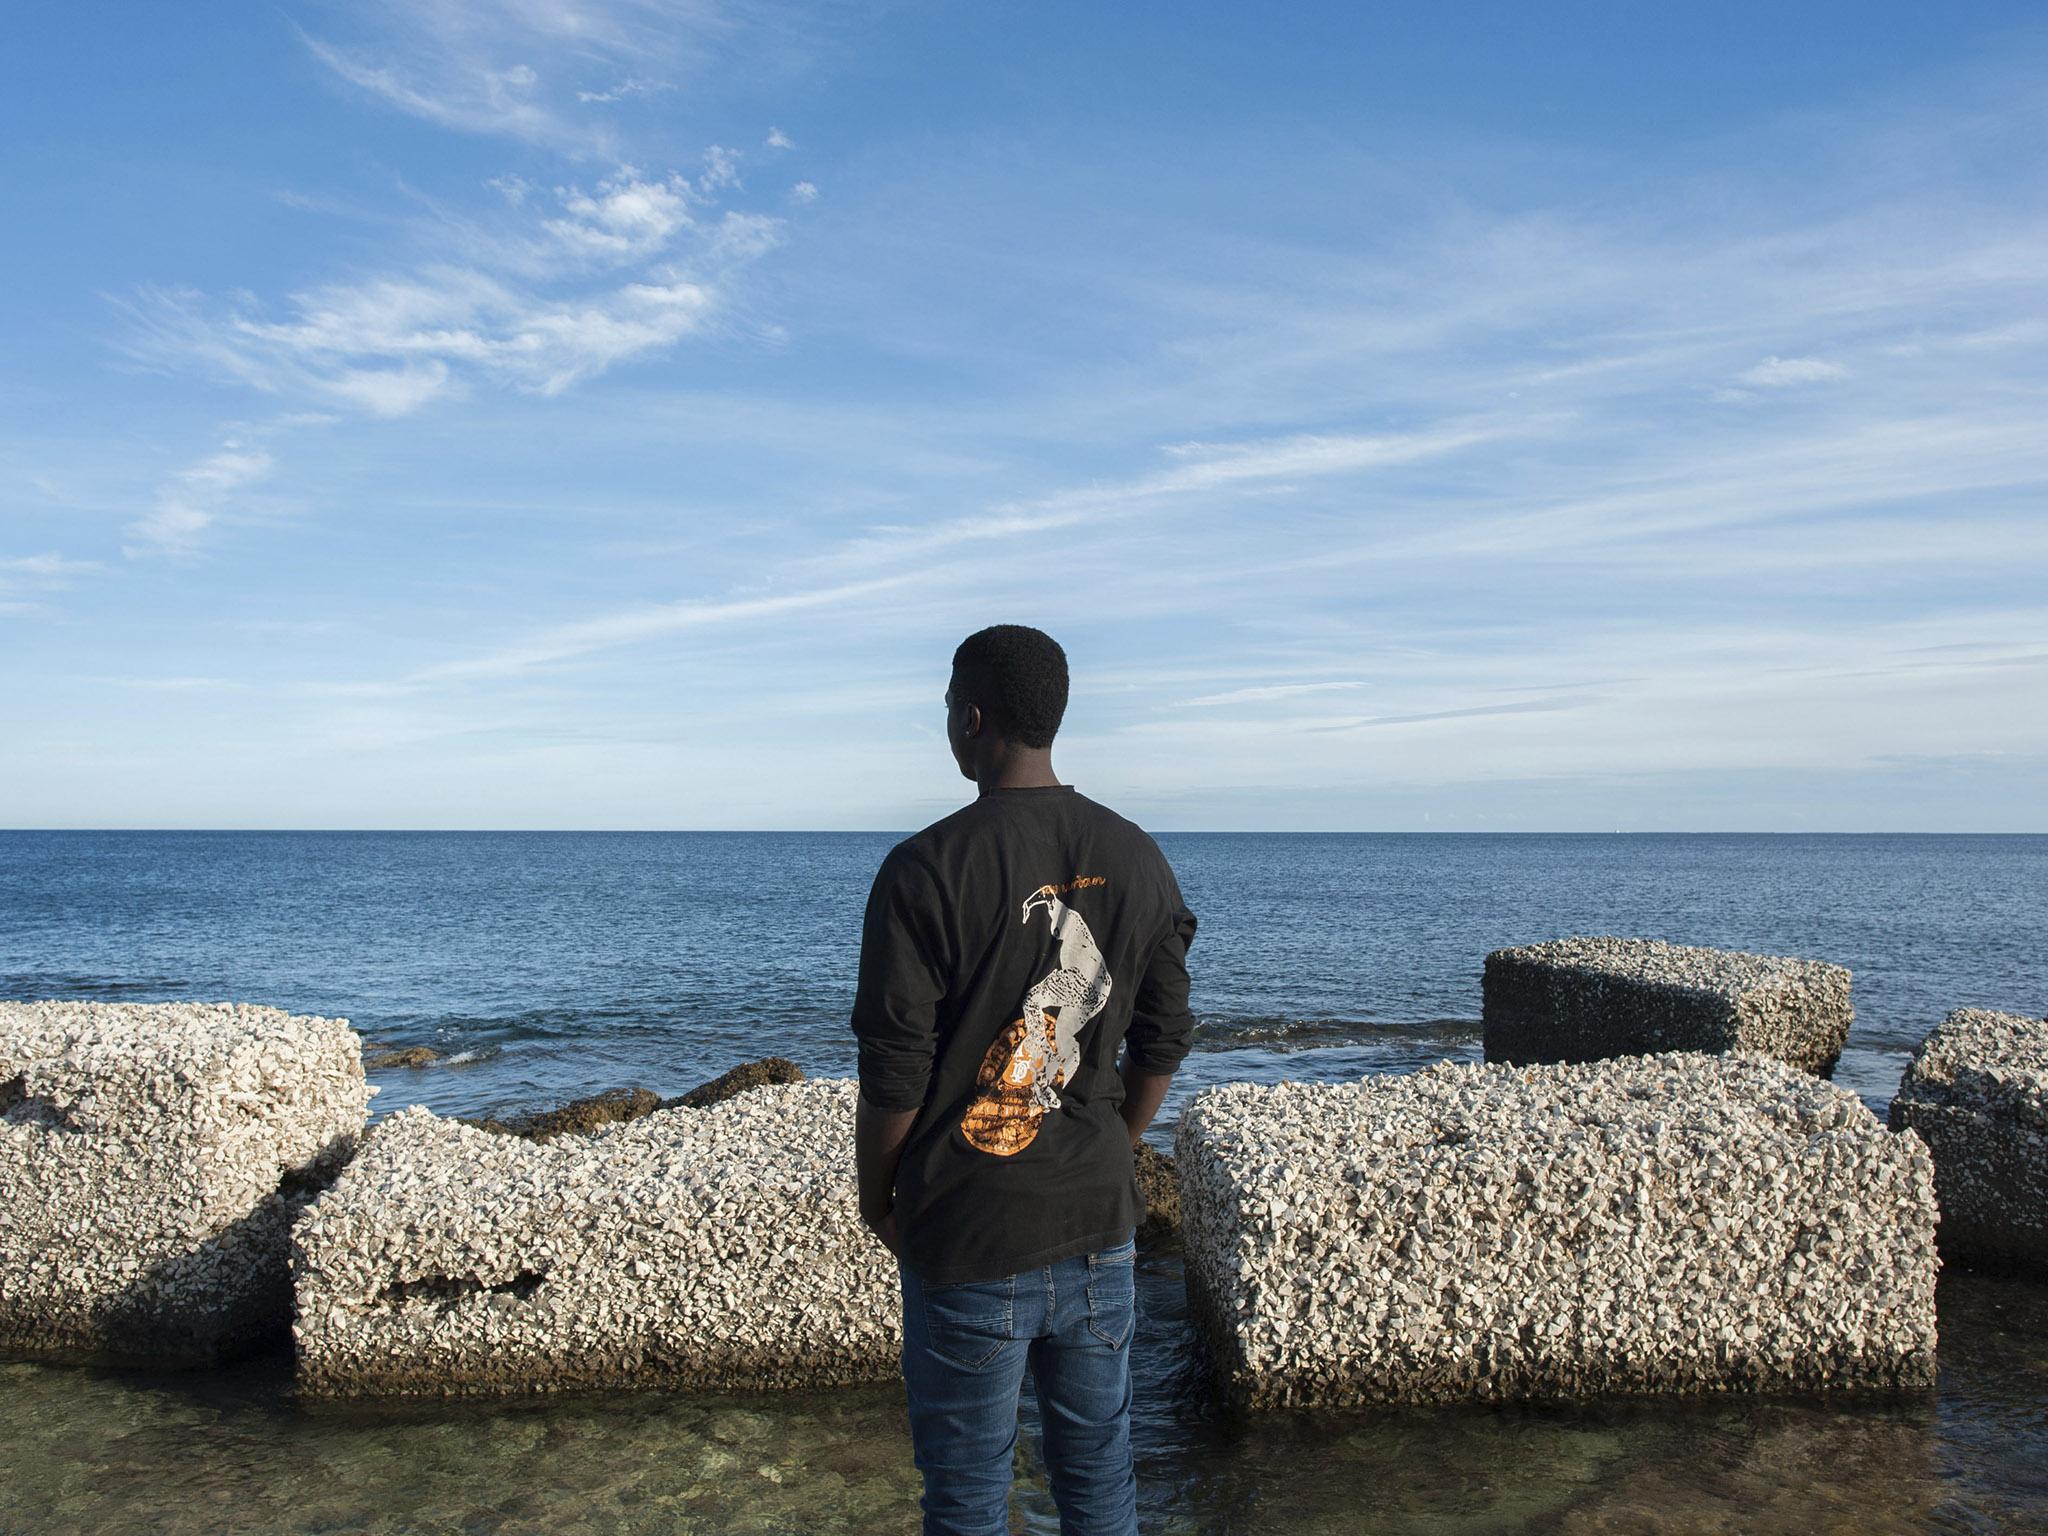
[855,1094,918,1258]
[863,1204,902,1257]
[1118,1057,1175,1148]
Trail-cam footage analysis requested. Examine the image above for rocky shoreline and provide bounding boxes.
[3,937,2043,1406]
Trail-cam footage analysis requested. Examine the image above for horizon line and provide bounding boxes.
[3,827,2043,838]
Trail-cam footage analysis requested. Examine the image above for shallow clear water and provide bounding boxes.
[2,831,2044,1532]
[2,1264,2043,1534]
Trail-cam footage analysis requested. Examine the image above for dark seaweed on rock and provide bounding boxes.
[362,1044,444,1070]
[666,1057,805,1110]
[463,1059,809,1142]
[1134,1142,1180,1243]
[464,1087,665,1142]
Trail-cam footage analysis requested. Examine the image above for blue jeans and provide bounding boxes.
[899,1236,1139,1536]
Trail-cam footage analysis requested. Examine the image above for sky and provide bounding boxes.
[3,1,2046,831]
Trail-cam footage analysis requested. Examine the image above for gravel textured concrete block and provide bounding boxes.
[0,1000,369,1366]
[293,1080,900,1397]
[1889,1009,2048,1274]
[1484,937,1853,1074]
[1177,1053,1937,1409]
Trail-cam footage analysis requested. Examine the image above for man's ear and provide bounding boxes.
[963,703,983,740]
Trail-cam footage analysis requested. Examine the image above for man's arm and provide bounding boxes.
[848,848,947,1253]
[1121,897,1198,1148]
[855,1095,918,1254]
[1117,1057,1174,1148]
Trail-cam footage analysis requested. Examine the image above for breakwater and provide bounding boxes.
[7,948,2041,1403]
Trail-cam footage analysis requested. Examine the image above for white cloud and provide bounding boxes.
[118,167,777,414]
[790,180,819,204]
[577,77,670,104]
[126,444,275,556]
[547,169,696,258]
[816,419,1531,572]
[0,553,98,581]
[412,571,924,682]
[698,145,742,195]
[298,0,736,152]
[765,127,794,150]
[1180,680,1367,708]
[303,35,572,149]
[0,550,99,615]
[1736,355,1849,387]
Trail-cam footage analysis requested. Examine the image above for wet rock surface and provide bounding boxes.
[667,1056,805,1110]
[361,1044,443,1070]
[1890,1008,2048,1274]
[0,1000,370,1366]
[464,1086,666,1141]
[1177,1051,1938,1409]
[1134,1142,1180,1243]
[1484,936,1853,1074]
[293,1079,898,1397]
[460,1059,809,1143]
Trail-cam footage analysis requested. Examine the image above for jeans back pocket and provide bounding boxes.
[920,1273,1016,1370]
[1084,1239,1136,1350]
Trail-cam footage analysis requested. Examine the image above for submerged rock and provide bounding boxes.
[1177,1052,1938,1409]
[293,1079,898,1397]
[667,1056,805,1110]
[1890,1008,2048,1275]
[1484,936,1852,1074]
[464,1059,810,1143]
[363,1044,443,1070]
[0,1000,370,1366]
[466,1087,666,1141]
[1133,1142,1180,1243]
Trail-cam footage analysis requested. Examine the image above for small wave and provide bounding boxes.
[1193,1015,1479,1052]
[440,1048,494,1066]
[0,973,192,1000]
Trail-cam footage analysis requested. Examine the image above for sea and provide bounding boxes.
[1,830,2044,1533]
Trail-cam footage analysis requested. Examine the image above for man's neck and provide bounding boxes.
[974,744,1061,795]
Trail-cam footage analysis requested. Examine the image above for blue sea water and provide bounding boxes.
[2,829,2046,1534]
[3,831,2042,1125]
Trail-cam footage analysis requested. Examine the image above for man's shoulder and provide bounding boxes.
[1068,789,1153,840]
[887,789,1170,876]
[875,804,981,889]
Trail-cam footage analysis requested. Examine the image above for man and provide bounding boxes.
[852,624,1197,1536]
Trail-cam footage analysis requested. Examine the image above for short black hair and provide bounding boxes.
[951,625,1069,748]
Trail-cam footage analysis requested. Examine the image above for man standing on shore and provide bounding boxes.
[852,624,1198,1536]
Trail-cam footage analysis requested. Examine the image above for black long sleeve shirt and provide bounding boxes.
[851,784,1197,1283]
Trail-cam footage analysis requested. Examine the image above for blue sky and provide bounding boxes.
[3,1,2046,830]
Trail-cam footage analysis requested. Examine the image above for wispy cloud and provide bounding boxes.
[819,420,1532,571]
[577,77,671,105]
[1737,355,1849,387]
[0,553,98,581]
[411,571,927,682]
[1311,696,1595,732]
[0,551,99,615]
[125,444,275,556]
[1181,680,1368,708]
[298,0,737,153]
[116,167,781,415]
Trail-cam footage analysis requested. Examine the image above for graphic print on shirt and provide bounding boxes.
[960,877,1113,1157]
